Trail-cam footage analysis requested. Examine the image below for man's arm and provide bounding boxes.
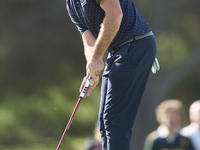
[79,30,96,95]
[82,30,96,62]
[80,0,123,97]
[87,0,123,75]
[91,0,123,58]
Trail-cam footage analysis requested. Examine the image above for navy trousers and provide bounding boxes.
[99,35,157,150]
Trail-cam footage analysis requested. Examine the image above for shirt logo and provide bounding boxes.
[80,0,87,7]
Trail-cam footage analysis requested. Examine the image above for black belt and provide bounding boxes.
[110,31,154,54]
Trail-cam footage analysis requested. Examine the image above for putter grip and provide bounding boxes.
[79,76,92,98]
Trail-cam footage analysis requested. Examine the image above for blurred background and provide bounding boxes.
[0,0,199,149]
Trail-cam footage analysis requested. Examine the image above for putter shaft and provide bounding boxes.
[56,76,92,150]
[56,97,82,150]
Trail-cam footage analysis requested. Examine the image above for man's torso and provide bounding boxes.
[66,0,151,51]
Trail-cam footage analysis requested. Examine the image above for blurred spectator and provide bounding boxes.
[83,121,102,150]
[143,99,195,150]
[181,100,200,150]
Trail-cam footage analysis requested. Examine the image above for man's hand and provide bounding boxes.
[80,55,104,97]
[87,55,104,83]
[79,74,99,97]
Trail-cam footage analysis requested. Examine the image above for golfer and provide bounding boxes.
[66,0,158,149]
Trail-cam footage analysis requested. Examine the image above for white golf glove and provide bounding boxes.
[151,58,160,74]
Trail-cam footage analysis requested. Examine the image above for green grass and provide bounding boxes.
[0,137,85,150]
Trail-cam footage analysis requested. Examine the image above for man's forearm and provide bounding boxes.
[92,0,123,59]
[84,14,122,62]
[93,15,122,58]
[82,14,122,62]
[82,0,123,62]
[84,46,94,63]
[82,30,96,62]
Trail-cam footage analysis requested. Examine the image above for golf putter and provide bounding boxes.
[56,75,92,150]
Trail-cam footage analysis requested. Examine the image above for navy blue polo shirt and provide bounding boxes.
[66,0,151,52]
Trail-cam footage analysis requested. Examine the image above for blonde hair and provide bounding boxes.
[155,99,184,124]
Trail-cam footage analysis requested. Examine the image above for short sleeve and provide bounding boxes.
[66,4,88,34]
